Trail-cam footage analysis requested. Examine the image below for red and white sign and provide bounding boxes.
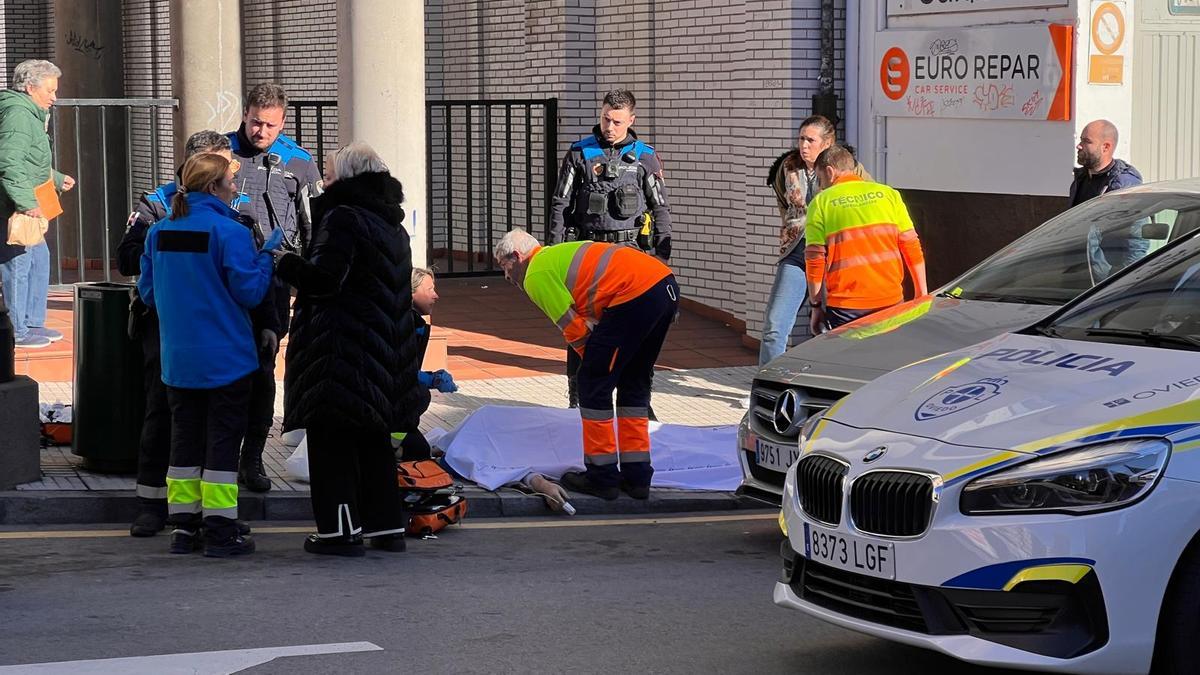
[875,24,1073,120]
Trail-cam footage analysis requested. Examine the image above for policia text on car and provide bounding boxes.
[548,89,673,408]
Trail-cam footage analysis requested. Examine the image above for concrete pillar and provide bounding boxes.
[170,0,243,153]
[53,0,128,278]
[337,0,427,268]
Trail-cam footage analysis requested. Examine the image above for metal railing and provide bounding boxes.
[48,97,177,288]
[426,98,558,276]
[288,100,337,176]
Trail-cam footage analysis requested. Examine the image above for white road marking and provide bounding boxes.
[0,641,382,674]
[0,512,777,540]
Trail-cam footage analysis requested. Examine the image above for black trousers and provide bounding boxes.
[577,275,678,488]
[306,425,405,538]
[241,349,276,461]
[398,426,432,461]
[135,313,171,505]
[165,374,253,541]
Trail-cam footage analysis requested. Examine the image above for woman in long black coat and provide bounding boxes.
[272,142,421,557]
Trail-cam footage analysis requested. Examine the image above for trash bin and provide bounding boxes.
[72,282,144,473]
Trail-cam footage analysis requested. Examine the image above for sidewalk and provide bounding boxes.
[4,277,764,525]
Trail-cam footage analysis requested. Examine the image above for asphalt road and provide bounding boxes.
[0,513,1024,674]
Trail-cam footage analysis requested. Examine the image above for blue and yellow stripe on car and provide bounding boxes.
[942,557,1096,591]
[942,399,1200,487]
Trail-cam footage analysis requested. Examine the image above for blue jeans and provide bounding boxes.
[759,262,807,366]
[0,241,49,339]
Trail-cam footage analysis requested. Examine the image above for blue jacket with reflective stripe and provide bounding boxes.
[138,192,275,389]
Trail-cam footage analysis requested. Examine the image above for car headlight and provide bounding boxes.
[960,438,1170,515]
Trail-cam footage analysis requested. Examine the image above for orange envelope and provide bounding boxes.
[34,178,62,220]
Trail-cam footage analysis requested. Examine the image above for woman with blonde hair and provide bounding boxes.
[137,152,280,557]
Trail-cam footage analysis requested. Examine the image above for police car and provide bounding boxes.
[775,228,1200,674]
[741,179,1200,506]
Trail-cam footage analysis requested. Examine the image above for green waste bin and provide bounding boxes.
[72,282,144,473]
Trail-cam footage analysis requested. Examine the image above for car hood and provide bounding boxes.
[758,296,1056,390]
[819,331,1200,455]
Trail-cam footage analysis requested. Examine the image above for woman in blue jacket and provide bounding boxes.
[138,153,279,558]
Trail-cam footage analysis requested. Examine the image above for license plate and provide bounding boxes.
[755,438,799,473]
[803,521,896,580]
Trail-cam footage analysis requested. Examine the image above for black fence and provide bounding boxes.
[47,97,177,287]
[288,99,337,177]
[426,98,558,276]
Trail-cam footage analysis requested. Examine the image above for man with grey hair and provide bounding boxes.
[118,129,271,536]
[1071,119,1146,280]
[0,59,75,349]
[495,228,679,501]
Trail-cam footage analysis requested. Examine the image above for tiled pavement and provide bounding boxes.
[23,367,756,492]
[15,276,760,494]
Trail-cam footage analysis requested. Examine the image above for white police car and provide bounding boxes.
[776,230,1200,673]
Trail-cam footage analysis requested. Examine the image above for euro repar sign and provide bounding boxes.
[876,24,1073,120]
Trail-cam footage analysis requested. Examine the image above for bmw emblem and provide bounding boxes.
[863,446,887,463]
[773,389,803,436]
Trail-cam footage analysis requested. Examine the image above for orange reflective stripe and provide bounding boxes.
[824,223,902,246]
[608,347,620,373]
[585,245,621,318]
[582,418,617,462]
[617,416,649,454]
[826,249,903,273]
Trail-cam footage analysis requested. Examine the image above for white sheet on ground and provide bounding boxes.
[435,405,741,491]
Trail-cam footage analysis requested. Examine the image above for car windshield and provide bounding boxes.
[1044,234,1200,351]
[945,190,1200,306]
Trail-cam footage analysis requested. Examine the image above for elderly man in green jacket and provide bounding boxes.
[0,59,75,349]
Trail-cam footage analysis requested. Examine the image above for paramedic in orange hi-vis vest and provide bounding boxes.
[494,228,679,501]
[804,145,928,334]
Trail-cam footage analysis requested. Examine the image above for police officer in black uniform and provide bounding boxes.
[226,83,322,493]
[549,89,672,408]
[118,130,276,536]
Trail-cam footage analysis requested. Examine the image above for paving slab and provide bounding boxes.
[3,366,761,525]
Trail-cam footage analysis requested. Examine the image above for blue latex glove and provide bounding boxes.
[262,226,285,252]
[417,371,434,389]
[431,369,458,393]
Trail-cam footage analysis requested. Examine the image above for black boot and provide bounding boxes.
[168,528,201,554]
[367,533,407,552]
[304,533,366,557]
[238,449,272,493]
[130,499,167,537]
[560,470,619,501]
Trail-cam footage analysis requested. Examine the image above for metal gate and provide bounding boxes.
[47,97,177,288]
[426,98,558,276]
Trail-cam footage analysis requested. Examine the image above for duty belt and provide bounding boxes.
[588,229,638,243]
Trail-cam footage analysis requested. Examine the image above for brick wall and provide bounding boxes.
[0,0,54,88]
[425,0,848,345]
[122,0,174,203]
[241,0,339,171]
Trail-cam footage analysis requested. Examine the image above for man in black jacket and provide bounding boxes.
[118,130,276,536]
[225,83,322,493]
[549,89,672,409]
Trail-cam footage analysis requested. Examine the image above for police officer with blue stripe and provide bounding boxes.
[549,89,673,408]
[226,83,322,493]
[119,130,273,537]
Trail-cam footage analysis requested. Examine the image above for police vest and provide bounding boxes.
[572,136,652,232]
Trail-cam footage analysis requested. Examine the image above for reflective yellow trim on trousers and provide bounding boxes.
[202,481,239,513]
[166,477,201,507]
